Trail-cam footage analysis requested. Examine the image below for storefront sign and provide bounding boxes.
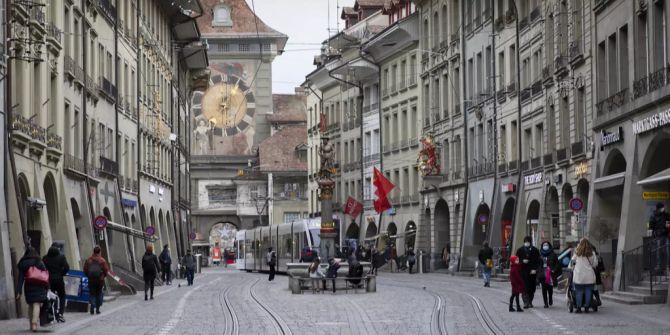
[121,198,137,208]
[643,192,670,200]
[633,109,670,135]
[575,161,588,178]
[524,172,543,186]
[601,127,623,149]
[503,183,516,193]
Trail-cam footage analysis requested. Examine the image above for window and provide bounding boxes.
[263,43,271,51]
[284,212,301,224]
[239,44,249,52]
[213,5,233,26]
[208,186,236,205]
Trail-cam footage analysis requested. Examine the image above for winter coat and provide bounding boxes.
[181,254,196,270]
[84,255,110,284]
[17,257,49,304]
[308,263,325,279]
[325,261,340,278]
[571,254,598,285]
[159,249,172,266]
[509,263,525,294]
[43,246,70,283]
[516,246,541,277]
[537,250,561,285]
[142,253,161,281]
[478,246,494,265]
[594,253,605,285]
[650,210,669,237]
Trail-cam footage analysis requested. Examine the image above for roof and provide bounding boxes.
[355,0,387,9]
[341,6,357,18]
[268,94,307,123]
[258,127,308,172]
[197,0,288,49]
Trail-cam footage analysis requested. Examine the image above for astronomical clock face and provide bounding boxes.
[191,73,256,137]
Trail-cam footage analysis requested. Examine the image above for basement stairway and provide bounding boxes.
[602,270,668,305]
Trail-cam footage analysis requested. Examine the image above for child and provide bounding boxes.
[509,255,525,312]
[308,258,324,293]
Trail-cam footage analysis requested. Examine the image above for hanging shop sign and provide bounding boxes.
[643,192,670,200]
[524,172,543,186]
[601,127,623,149]
[575,161,589,178]
[503,183,516,193]
[633,109,670,135]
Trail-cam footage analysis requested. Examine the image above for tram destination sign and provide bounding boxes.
[632,109,670,135]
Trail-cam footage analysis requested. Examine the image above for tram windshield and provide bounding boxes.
[308,228,321,248]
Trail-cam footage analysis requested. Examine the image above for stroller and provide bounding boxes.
[40,290,60,326]
[565,268,599,313]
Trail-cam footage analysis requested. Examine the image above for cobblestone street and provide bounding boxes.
[3,267,670,334]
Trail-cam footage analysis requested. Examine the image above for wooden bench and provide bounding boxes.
[289,275,376,294]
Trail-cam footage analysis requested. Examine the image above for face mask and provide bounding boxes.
[524,242,531,247]
[542,245,550,251]
[661,208,665,213]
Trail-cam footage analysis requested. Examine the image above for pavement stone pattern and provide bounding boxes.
[1,267,670,334]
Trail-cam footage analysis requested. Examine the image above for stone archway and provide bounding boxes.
[140,205,147,229]
[345,221,360,239]
[387,222,398,245]
[209,222,238,250]
[473,203,490,246]
[501,197,515,256]
[640,135,670,179]
[591,150,627,257]
[434,198,450,258]
[158,209,167,249]
[365,222,378,239]
[149,207,156,245]
[405,221,417,251]
[71,198,92,258]
[603,149,626,175]
[103,207,113,246]
[166,211,174,251]
[562,184,575,243]
[131,213,144,265]
[545,187,560,248]
[43,174,60,251]
[527,200,541,245]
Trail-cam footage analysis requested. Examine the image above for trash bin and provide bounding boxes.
[195,254,202,273]
[418,250,430,273]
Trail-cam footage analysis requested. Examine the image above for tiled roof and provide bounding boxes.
[355,0,387,8]
[267,94,307,123]
[258,127,308,172]
[198,0,286,36]
[342,6,357,17]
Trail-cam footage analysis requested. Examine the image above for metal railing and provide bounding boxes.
[30,6,45,26]
[556,147,568,162]
[530,7,541,22]
[569,40,583,60]
[47,23,63,44]
[47,133,62,150]
[543,153,554,167]
[571,141,584,157]
[596,87,628,115]
[621,237,669,296]
[531,156,542,169]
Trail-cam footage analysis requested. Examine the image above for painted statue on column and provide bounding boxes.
[417,132,440,176]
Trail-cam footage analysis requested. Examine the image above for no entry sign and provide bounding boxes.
[145,226,156,236]
[93,215,108,230]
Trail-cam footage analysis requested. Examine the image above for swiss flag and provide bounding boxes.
[344,196,363,218]
[373,167,394,214]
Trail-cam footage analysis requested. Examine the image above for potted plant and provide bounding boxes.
[601,271,613,292]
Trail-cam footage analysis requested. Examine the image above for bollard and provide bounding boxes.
[366,275,377,293]
[419,250,424,274]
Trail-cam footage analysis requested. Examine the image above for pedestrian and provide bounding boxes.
[390,244,398,272]
[159,244,172,285]
[324,258,340,293]
[649,202,670,270]
[83,246,110,315]
[43,243,70,322]
[407,247,416,274]
[516,236,540,308]
[508,255,524,312]
[592,245,605,307]
[370,247,380,275]
[570,238,598,313]
[267,247,277,282]
[181,249,196,286]
[442,244,451,269]
[478,242,494,287]
[537,241,560,308]
[308,258,324,293]
[142,245,161,300]
[16,247,49,332]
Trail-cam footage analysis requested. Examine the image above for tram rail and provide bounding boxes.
[249,278,293,335]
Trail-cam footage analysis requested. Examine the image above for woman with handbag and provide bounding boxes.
[537,241,561,308]
[16,247,49,332]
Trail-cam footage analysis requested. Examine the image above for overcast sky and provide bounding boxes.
[246,0,355,94]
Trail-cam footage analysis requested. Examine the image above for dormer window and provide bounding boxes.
[213,5,233,27]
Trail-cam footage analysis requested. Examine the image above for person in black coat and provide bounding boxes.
[158,244,172,285]
[141,245,161,300]
[478,242,494,287]
[16,247,49,332]
[406,248,416,274]
[537,241,561,308]
[516,236,540,308]
[43,244,70,321]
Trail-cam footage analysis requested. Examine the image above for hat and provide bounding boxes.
[510,255,519,263]
[657,202,665,209]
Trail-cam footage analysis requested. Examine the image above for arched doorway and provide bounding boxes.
[140,205,147,229]
[365,221,378,243]
[131,214,143,265]
[44,174,61,252]
[434,198,450,260]
[344,221,360,252]
[405,221,417,251]
[158,209,167,248]
[562,184,575,243]
[18,173,42,252]
[210,222,238,266]
[166,212,174,251]
[545,187,560,248]
[103,207,113,246]
[591,150,626,261]
[71,198,92,257]
[526,200,541,246]
[149,207,156,246]
[387,222,397,246]
[473,203,490,246]
[501,198,515,256]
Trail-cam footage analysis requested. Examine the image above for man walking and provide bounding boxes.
[84,246,110,314]
[650,202,670,270]
[267,247,277,282]
[181,249,197,286]
[43,242,69,322]
[159,244,172,285]
[478,242,494,287]
[516,236,540,308]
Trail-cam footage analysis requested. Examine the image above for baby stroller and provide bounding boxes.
[565,268,599,313]
[40,290,60,326]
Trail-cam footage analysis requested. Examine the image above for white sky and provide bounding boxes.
[245,0,356,94]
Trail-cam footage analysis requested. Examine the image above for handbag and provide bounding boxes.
[26,265,50,286]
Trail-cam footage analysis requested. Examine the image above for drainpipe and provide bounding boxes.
[508,0,524,255]
[458,0,469,272]
[135,0,144,238]
[487,0,500,246]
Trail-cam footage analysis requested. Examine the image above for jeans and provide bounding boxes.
[161,265,171,283]
[185,268,194,285]
[574,284,593,308]
[482,267,492,285]
[655,236,670,269]
[88,282,104,311]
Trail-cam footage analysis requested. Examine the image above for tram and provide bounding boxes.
[235,219,321,273]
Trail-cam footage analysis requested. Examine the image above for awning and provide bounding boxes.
[105,221,157,242]
[181,42,208,69]
[638,167,670,186]
[173,20,200,42]
[330,58,378,80]
[594,172,625,191]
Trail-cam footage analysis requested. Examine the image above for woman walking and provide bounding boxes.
[538,241,561,308]
[16,247,49,332]
[43,243,69,322]
[570,238,598,313]
[141,245,161,300]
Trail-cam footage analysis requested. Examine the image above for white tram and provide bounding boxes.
[235,220,322,273]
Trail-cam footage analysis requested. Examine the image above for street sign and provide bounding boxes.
[145,226,155,236]
[189,232,196,240]
[93,215,108,230]
[478,214,489,224]
[569,198,584,212]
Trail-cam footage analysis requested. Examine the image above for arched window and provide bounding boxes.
[213,5,233,27]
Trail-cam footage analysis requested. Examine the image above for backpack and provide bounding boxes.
[87,260,102,281]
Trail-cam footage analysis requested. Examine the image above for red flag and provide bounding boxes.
[344,196,363,218]
[373,167,394,214]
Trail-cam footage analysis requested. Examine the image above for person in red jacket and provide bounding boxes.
[509,255,525,312]
[83,246,110,314]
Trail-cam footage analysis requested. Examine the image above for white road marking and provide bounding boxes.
[156,277,223,335]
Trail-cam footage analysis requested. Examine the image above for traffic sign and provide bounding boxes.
[189,232,196,240]
[145,226,155,236]
[93,215,108,230]
[569,198,584,212]
[478,214,489,224]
